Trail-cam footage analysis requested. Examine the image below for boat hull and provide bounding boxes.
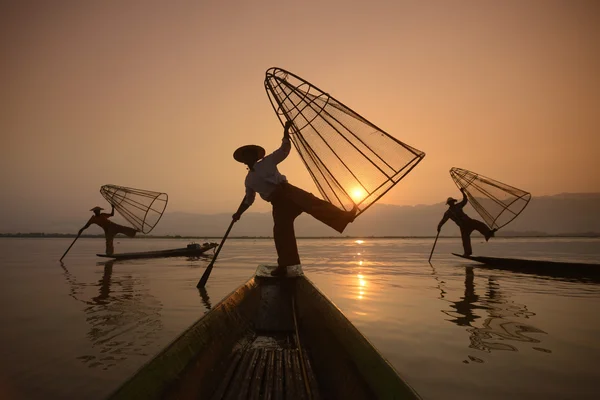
[109,265,420,399]
[96,243,218,260]
[453,253,600,282]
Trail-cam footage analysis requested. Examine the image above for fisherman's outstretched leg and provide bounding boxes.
[460,228,472,256]
[471,219,496,241]
[272,199,303,274]
[280,183,357,233]
[116,224,138,238]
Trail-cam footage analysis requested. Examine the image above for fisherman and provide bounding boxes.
[437,188,497,256]
[232,120,358,276]
[78,205,138,255]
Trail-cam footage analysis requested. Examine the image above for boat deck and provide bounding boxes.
[212,336,320,400]
[108,265,421,400]
[209,266,320,399]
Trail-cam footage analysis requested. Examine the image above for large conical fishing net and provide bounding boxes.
[100,185,168,234]
[450,168,531,230]
[264,67,425,216]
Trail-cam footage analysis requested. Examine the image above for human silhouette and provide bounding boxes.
[233,120,357,276]
[437,188,496,256]
[79,206,138,255]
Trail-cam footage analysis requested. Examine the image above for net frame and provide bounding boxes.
[450,167,531,230]
[100,185,168,234]
[264,67,425,217]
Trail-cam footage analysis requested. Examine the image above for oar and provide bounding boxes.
[197,219,236,288]
[428,230,440,263]
[59,232,82,262]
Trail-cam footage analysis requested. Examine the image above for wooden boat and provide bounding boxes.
[108,265,421,399]
[97,242,218,260]
[453,253,600,282]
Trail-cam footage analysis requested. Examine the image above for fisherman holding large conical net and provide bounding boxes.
[232,120,358,276]
[197,67,425,287]
[430,168,531,260]
[79,205,138,256]
[60,185,168,261]
[437,188,496,257]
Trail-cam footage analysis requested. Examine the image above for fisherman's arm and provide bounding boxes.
[78,218,94,235]
[269,121,293,164]
[457,188,468,208]
[109,205,114,217]
[232,188,255,221]
[437,213,449,232]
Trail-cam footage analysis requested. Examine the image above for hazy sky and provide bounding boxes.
[2,1,599,224]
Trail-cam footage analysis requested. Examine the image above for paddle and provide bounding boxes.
[59,232,82,262]
[196,216,238,288]
[428,230,440,263]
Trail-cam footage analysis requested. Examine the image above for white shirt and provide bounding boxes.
[243,138,291,206]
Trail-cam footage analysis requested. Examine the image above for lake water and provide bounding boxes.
[0,237,599,399]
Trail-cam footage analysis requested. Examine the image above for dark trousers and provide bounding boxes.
[104,223,137,255]
[460,218,492,256]
[270,182,351,267]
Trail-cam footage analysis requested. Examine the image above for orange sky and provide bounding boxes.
[1,1,599,221]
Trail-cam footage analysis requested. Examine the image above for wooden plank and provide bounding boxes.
[283,349,297,399]
[238,349,260,399]
[223,349,253,400]
[302,349,321,400]
[274,349,283,400]
[249,349,267,400]
[291,349,307,400]
[263,350,275,400]
[210,351,243,400]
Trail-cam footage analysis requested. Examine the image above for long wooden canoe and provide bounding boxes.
[97,242,218,260]
[108,265,421,399]
[453,253,600,282]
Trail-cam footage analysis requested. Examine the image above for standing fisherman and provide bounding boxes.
[79,206,138,255]
[233,121,357,276]
[437,188,496,256]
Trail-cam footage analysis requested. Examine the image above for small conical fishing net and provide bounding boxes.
[100,185,168,234]
[450,168,531,230]
[264,67,425,216]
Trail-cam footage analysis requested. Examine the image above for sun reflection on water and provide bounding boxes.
[357,273,367,300]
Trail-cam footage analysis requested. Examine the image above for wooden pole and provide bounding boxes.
[59,232,82,262]
[428,230,440,263]
[196,219,236,288]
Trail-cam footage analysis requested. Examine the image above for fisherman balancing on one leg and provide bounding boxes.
[79,206,138,256]
[437,188,496,256]
[232,120,358,276]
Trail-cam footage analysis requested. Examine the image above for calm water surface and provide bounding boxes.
[0,237,599,399]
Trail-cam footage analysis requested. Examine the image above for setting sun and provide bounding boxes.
[350,187,367,203]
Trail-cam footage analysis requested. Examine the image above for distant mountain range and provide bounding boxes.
[1,193,599,237]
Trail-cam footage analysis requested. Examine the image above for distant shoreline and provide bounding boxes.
[1,233,599,239]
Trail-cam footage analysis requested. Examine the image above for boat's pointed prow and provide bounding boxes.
[255,264,304,278]
[452,253,473,260]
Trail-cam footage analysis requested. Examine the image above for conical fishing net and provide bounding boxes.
[450,168,531,230]
[100,185,168,234]
[264,67,425,217]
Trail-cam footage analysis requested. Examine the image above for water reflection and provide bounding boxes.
[198,287,212,310]
[443,266,551,361]
[357,274,367,300]
[60,261,163,370]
